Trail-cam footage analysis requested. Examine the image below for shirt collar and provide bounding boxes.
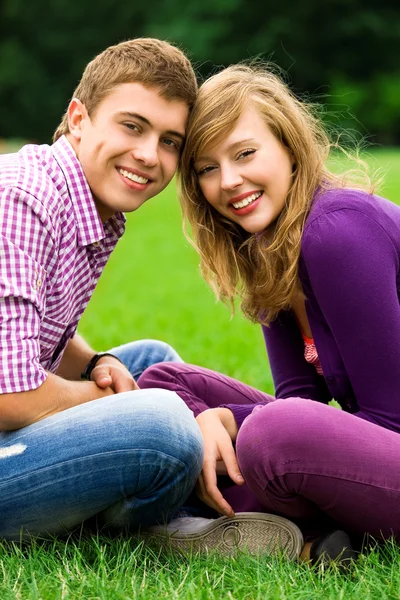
[52,136,126,247]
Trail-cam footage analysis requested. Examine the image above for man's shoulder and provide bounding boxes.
[0,143,70,223]
[1,143,51,184]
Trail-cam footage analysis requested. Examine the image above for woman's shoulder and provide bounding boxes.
[310,186,397,215]
[304,186,400,239]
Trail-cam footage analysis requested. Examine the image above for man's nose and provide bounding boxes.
[131,138,158,167]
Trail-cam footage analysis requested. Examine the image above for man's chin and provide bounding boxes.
[121,197,149,213]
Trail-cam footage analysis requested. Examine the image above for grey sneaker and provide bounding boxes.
[145,512,303,560]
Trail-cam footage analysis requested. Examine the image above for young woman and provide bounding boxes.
[138,64,400,563]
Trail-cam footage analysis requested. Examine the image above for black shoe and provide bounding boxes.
[310,530,357,568]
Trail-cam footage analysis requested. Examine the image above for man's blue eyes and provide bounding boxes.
[124,123,139,131]
[123,124,180,150]
[163,139,179,149]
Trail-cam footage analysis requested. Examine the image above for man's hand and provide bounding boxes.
[195,408,243,518]
[91,356,139,393]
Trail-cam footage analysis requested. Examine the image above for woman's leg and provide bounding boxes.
[138,362,276,513]
[0,389,202,540]
[236,398,400,539]
[138,362,275,415]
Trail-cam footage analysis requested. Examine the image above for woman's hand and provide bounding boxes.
[195,408,243,517]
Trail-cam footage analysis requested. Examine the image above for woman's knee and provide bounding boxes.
[236,397,323,478]
[137,361,180,389]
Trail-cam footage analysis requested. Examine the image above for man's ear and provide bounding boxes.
[67,98,88,141]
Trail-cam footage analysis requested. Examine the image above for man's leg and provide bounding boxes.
[110,340,183,380]
[236,398,400,540]
[0,389,202,540]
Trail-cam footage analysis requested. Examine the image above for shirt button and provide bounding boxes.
[92,241,100,247]
[36,278,42,289]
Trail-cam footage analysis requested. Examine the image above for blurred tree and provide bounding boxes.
[147,0,400,143]
[0,0,399,143]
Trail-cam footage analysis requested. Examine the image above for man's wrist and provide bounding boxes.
[80,352,123,381]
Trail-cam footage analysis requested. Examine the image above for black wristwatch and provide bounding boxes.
[80,352,123,381]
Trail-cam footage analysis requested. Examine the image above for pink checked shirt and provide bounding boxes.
[0,136,126,393]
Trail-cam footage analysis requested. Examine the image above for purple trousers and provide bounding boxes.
[138,363,400,540]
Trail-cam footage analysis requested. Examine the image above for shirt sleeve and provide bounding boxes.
[301,206,400,430]
[0,187,53,393]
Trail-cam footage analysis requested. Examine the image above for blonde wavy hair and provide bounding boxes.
[178,64,373,325]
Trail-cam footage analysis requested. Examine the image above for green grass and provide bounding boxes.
[1,535,400,599]
[1,145,400,598]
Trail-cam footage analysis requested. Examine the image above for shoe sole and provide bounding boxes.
[146,512,303,560]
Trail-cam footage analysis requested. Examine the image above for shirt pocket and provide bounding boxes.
[39,314,72,369]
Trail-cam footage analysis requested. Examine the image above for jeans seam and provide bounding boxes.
[0,449,191,488]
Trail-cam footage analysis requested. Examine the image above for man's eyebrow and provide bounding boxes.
[117,112,186,141]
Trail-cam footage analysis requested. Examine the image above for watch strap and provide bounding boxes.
[80,352,123,381]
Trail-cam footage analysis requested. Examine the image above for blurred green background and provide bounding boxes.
[1,0,399,144]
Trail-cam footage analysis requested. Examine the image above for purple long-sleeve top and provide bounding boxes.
[227,188,400,433]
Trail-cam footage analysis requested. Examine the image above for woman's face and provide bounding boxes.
[194,105,294,234]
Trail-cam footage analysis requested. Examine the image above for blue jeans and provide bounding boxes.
[0,340,202,540]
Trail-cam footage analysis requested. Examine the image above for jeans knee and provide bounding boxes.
[109,339,183,380]
[132,388,203,474]
[156,340,184,363]
[134,339,182,363]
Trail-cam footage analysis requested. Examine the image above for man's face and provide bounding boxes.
[68,83,189,221]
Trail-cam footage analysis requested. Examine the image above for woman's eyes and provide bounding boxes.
[197,165,216,176]
[237,149,256,160]
[197,149,256,176]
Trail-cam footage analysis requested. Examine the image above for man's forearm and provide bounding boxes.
[56,334,97,380]
[0,372,114,431]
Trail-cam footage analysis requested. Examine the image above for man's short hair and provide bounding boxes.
[53,38,197,141]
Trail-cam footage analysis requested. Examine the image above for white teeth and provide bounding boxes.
[232,191,262,209]
[118,168,149,184]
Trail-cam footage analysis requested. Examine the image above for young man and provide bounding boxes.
[0,38,203,540]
